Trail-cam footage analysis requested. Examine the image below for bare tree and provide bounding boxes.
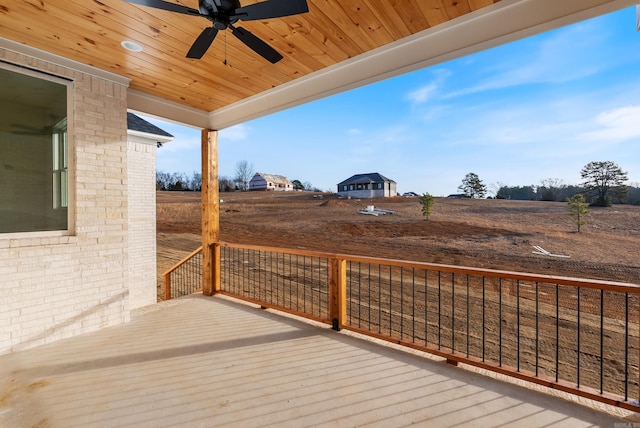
[219,176,236,192]
[488,181,506,198]
[234,160,255,191]
[156,170,171,190]
[189,171,202,191]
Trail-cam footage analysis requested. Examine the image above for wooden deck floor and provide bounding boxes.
[0,294,634,427]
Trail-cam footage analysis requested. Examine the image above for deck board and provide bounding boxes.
[0,294,631,427]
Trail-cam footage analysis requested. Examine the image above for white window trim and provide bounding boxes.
[0,61,75,239]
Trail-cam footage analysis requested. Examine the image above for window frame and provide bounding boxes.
[0,62,74,239]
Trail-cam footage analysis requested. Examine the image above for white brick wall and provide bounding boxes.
[127,137,157,309]
[0,48,132,354]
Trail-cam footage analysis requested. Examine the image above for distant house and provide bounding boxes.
[337,173,397,198]
[249,173,293,191]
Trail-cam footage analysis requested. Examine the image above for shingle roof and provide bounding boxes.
[254,173,292,185]
[127,112,173,138]
[337,173,395,186]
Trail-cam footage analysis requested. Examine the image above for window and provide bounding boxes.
[52,118,68,209]
[0,64,71,234]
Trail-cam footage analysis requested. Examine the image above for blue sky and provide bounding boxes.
[148,6,640,196]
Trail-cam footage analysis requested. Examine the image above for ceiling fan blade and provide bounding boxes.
[123,0,201,16]
[230,25,283,63]
[233,0,308,21]
[186,27,219,59]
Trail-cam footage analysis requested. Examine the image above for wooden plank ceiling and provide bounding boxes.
[0,0,499,115]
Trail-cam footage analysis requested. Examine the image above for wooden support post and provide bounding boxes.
[164,273,171,301]
[213,242,221,293]
[201,129,219,296]
[329,257,346,330]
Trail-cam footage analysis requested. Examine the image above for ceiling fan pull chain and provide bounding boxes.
[224,30,228,65]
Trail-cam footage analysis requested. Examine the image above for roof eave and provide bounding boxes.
[197,0,635,130]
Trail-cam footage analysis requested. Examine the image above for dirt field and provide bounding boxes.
[157,190,639,298]
[156,190,640,399]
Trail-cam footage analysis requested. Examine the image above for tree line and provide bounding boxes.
[422,161,634,233]
[458,161,639,206]
[157,160,321,192]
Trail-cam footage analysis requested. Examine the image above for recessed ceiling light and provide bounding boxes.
[121,40,143,52]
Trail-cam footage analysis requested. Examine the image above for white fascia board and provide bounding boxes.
[0,37,130,86]
[127,89,210,129]
[206,0,637,130]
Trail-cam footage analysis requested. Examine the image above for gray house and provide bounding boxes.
[337,173,397,198]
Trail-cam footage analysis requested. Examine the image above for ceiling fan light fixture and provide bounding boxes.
[121,40,144,52]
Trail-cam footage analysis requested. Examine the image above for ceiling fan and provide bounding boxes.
[124,0,309,63]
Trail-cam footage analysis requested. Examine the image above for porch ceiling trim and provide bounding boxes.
[126,0,637,130]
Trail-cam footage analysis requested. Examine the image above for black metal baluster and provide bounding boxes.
[438,271,442,350]
[452,273,455,353]
[412,268,415,343]
[378,264,382,334]
[358,262,362,328]
[536,281,540,377]
[482,276,486,362]
[466,275,470,357]
[499,278,502,367]
[556,284,559,383]
[517,280,520,372]
[625,292,629,401]
[368,263,372,331]
[400,267,404,339]
[424,270,428,346]
[600,288,604,394]
[577,287,581,387]
[389,265,393,336]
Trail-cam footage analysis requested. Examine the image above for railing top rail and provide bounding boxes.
[163,246,203,277]
[215,241,640,293]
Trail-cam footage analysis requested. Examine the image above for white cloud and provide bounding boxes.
[347,128,362,135]
[220,123,251,141]
[584,106,640,142]
[444,21,608,98]
[408,83,439,104]
[407,69,451,104]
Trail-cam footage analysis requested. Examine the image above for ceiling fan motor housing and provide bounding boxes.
[200,0,240,29]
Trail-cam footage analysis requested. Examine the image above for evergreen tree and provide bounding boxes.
[567,194,588,232]
[419,193,434,220]
[458,172,487,198]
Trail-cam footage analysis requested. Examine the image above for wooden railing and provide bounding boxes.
[163,246,202,300]
[212,241,640,412]
[164,241,640,411]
